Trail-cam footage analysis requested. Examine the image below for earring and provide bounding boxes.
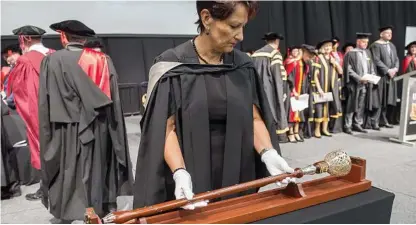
[205,28,210,35]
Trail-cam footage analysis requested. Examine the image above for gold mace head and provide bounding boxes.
[314,150,352,177]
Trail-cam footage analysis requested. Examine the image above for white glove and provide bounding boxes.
[173,169,208,210]
[261,149,296,186]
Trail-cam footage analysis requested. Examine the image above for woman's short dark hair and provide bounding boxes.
[195,1,259,33]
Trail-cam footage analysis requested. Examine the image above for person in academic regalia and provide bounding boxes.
[402,41,416,74]
[7,25,55,201]
[342,42,355,55]
[331,37,344,66]
[343,33,377,134]
[1,44,21,108]
[38,20,133,221]
[133,1,295,210]
[328,37,345,133]
[1,100,22,199]
[300,44,319,139]
[393,41,416,124]
[251,32,289,143]
[284,46,306,143]
[312,40,343,138]
[84,38,106,53]
[370,25,399,127]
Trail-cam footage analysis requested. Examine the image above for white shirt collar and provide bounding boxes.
[28,43,49,55]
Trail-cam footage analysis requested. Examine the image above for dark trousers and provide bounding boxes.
[345,87,366,129]
[372,106,392,127]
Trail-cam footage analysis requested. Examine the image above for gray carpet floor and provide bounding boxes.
[1,116,415,223]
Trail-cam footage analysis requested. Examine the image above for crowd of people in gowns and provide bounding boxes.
[1,21,133,222]
[248,27,416,143]
[1,3,416,223]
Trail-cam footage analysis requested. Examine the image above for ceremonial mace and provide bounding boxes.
[93,150,352,224]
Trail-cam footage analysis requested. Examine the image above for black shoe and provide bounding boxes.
[344,128,353,135]
[294,133,304,142]
[25,189,43,201]
[353,126,368,133]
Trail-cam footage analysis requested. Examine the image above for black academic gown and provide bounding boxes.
[1,102,19,191]
[343,49,379,113]
[133,40,279,208]
[38,44,134,220]
[313,54,343,123]
[302,59,316,138]
[251,44,289,139]
[370,41,399,124]
[1,101,39,193]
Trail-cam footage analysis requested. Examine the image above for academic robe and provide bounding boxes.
[393,56,416,123]
[38,44,133,220]
[7,49,54,170]
[370,41,399,118]
[133,40,279,208]
[343,49,379,115]
[251,44,289,135]
[302,59,316,138]
[1,101,19,190]
[284,58,308,123]
[402,56,416,74]
[1,66,11,91]
[1,101,40,190]
[313,54,342,123]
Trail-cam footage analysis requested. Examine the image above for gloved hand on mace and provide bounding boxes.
[94,150,352,224]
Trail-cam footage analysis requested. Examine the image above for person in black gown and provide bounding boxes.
[38,20,133,221]
[370,25,399,127]
[133,0,295,210]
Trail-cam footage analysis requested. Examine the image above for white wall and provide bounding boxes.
[1,1,199,35]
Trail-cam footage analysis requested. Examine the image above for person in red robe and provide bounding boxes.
[284,46,304,143]
[7,25,55,201]
[403,41,416,73]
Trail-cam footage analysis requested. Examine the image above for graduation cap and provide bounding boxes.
[356,32,372,39]
[332,36,340,42]
[406,41,416,50]
[301,44,318,55]
[50,20,95,37]
[12,25,46,36]
[379,25,394,33]
[342,42,356,52]
[316,39,335,50]
[262,32,284,41]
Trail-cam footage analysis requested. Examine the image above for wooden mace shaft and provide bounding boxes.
[112,169,304,224]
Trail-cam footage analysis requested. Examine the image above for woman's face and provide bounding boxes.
[322,43,333,55]
[291,49,299,58]
[410,45,416,55]
[202,3,249,53]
